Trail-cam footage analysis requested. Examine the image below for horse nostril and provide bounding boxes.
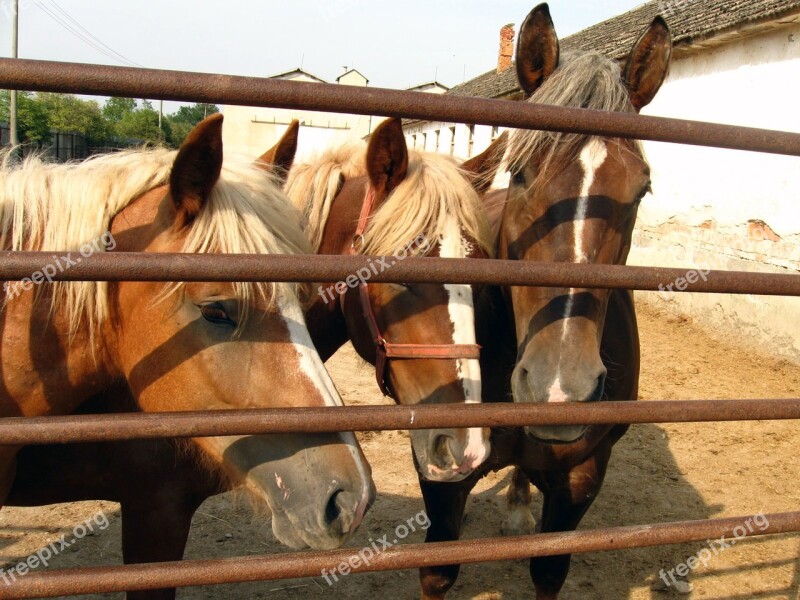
[589,374,606,402]
[432,435,458,469]
[324,489,345,526]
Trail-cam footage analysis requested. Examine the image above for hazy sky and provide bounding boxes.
[1,1,646,106]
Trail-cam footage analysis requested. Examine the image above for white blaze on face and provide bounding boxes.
[549,139,608,403]
[439,217,488,468]
[574,138,608,263]
[278,297,372,524]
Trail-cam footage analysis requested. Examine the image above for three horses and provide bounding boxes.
[1,3,672,598]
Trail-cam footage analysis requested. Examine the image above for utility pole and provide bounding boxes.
[9,0,19,146]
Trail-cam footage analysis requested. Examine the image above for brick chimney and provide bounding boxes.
[497,23,515,74]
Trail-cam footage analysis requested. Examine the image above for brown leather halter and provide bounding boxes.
[341,186,481,398]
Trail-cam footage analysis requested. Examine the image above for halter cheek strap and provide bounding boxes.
[341,185,481,398]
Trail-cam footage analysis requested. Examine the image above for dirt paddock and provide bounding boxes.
[2,297,799,599]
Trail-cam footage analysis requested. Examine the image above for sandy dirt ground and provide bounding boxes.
[2,297,799,599]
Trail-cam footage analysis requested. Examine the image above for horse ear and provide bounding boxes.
[170,114,224,228]
[257,120,299,185]
[366,118,408,196]
[624,16,672,111]
[462,131,508,196]
[516,3,560,99]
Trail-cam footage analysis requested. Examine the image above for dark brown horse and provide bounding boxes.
[417,4,671,599]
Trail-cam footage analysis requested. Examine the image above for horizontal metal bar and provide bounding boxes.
[2,252,800,296]
[2,58,800,156]
[1,400,799,445]
[3,511,799,598]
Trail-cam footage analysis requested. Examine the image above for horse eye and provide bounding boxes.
[199,302,236,327]
[637,182,653,203]
[392,283,414,294]
[512,170,526,186]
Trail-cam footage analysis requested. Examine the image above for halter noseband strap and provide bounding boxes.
[342,185,481,398]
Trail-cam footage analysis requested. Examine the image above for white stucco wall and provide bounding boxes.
[405,121,507,159]
[631,21,800,361]
[222,72,378,162]
[404,21,800,361]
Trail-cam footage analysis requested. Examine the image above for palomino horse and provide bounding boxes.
[288,117,501,482]
[287,119,506,481]
[0,115,374,557]
[418,5,671,599]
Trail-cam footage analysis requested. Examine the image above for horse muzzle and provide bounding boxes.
[412,428,491,482]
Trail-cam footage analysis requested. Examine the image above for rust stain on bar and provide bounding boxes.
[1,58,800,156]
[0,400,799,445]
[2,512,799,598]
[1,253,800,297]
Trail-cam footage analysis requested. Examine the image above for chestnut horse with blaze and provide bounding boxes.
[0,115,374,567]
[289,117,501,483]
[417,4,672,599]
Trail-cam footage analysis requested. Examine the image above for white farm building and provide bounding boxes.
[404,0,800,361]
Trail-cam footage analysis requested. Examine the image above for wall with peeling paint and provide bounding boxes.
[632,20,800,361]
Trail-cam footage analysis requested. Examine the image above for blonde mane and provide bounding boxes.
[0,148,310,336]
[505,51,643,188]
[286,143,493,257]
[284,142,366,251]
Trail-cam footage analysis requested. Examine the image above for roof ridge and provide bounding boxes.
[443,0,800,101]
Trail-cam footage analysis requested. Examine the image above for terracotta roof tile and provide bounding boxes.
[446,0,800,100]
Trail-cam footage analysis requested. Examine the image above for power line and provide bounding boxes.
[46,1,144,68]
[35,1,143,68]
[36,3,133,66]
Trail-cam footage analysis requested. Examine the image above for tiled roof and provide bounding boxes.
[446,0,800,101]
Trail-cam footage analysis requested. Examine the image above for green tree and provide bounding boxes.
[165,117,193,147]
[38,93,111,142]
[0,90,52,145]
[172,103,219,125]
[166,103,220,146]
[102,97,137,123]
[116,105,164,144]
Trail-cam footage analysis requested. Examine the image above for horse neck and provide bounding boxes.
[484,188,509,240]
[0,185,167,419]
[303,176,370,361]
[476,284,516,405]
[315,175,369,256]
[107,185,170,252]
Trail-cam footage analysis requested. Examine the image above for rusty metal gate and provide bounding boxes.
[1,57,800,598]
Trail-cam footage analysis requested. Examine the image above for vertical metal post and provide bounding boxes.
[9,0,19,147]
